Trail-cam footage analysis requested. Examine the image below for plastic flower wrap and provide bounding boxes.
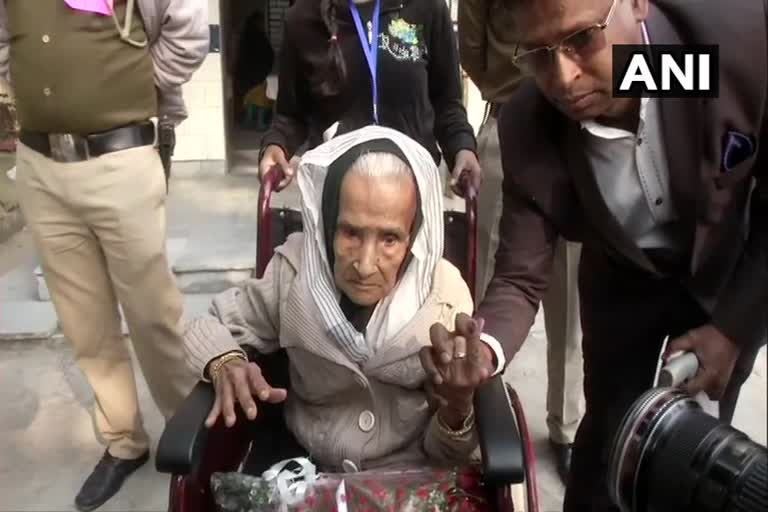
[211,458,487,512]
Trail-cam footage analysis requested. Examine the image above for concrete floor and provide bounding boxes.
[0,170,766,512]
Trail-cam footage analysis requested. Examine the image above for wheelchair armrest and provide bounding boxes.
[155,381,215,475]
[474,375,525,485]
[155,349,288,477]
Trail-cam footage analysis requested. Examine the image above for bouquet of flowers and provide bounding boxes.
[211,458,487,512]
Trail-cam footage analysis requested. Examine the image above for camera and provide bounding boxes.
[608,387,767,512]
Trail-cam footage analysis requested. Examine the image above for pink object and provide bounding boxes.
[64,0,113,16]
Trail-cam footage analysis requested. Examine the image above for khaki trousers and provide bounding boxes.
[476,114,585,445]
[16,142,195,459]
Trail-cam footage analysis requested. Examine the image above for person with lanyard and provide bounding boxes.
[257,0,482,193]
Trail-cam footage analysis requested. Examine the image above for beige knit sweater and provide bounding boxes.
[183,233,479,471]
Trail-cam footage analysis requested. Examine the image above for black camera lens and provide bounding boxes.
[608,388,767,512]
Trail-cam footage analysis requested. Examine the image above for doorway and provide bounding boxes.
[219,0,293,173]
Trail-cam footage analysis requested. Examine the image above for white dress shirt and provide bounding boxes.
[580,95,684,250]
[581,22,683,251]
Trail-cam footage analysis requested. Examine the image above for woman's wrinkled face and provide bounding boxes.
[333,173,418,306]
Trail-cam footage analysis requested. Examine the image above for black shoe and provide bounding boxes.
[549,439,572,485]
[75,450,149,512]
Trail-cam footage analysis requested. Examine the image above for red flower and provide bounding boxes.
[457,473,478,490]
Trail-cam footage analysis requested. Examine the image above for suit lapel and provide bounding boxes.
[564,124,656,272]
[646,4,704,272]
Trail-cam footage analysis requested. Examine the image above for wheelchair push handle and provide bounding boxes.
[658,351,700,388]
[455,170,479,305]
[261,165,286,198]
[256,165,287,278]
[455,169,478,199]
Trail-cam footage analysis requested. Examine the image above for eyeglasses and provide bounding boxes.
[512,0,617,75]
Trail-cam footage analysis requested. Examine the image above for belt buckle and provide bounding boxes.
[49,133,88,162]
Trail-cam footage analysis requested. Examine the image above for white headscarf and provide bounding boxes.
[296,126,444,364]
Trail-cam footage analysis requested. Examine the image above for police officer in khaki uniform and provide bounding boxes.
[0,1,208,509]
[458,0,585,484]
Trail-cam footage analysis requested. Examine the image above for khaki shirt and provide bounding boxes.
[458,0,524,104]
[7,0,156,134]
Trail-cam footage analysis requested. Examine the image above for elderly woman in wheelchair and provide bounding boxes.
[184,125,495,470]
[162,126,534,512]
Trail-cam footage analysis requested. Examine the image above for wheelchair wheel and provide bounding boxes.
[497,384,540,512]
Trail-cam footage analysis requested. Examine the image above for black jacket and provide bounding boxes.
[261,0,476,169]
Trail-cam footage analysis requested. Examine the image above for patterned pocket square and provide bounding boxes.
[722,130,755,172]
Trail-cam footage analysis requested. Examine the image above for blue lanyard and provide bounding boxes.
[349,0,381,124]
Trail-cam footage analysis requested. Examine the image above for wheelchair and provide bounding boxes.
[155,169,541,512]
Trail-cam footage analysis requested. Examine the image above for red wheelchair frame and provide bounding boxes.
[155,169,540,512]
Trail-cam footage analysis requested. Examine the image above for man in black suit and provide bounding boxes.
[473,0,767,509]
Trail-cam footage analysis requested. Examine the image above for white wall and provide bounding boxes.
[465,77,485,134]
[207,0,220,24]
[173,0,226,162]
[175,55,226,161]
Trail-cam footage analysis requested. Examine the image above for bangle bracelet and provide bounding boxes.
[437,408,475,438]
[208,351,247,385]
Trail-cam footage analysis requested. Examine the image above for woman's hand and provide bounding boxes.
[450,149,483,196]
[420,313,494,426]
[259,145,293,190]
[206,356,288,428]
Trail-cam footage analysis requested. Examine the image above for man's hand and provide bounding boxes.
[420,314,494,419]
[259,145,293,190]
[663,325,741,401]
[207,357,287,428]
[450,149,483,196]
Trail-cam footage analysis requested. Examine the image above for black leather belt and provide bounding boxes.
[20,121,156,163]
